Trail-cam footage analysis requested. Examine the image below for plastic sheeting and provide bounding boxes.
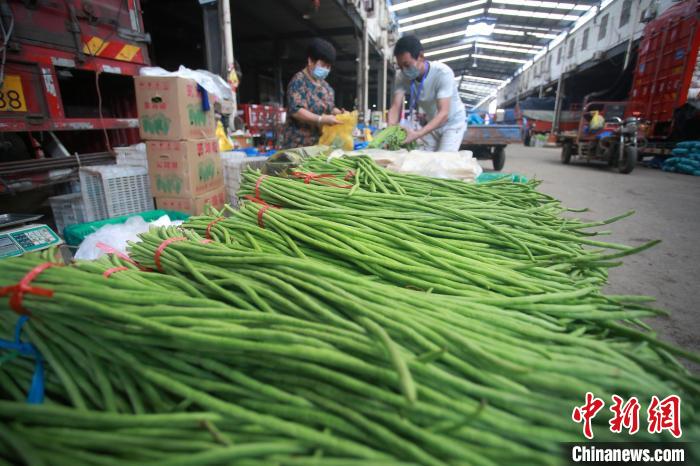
[74,215,183,261]
[139,66,233,105]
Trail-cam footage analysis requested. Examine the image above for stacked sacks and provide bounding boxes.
[662,141,700,175]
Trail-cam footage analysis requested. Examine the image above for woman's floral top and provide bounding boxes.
[279,70,335,148]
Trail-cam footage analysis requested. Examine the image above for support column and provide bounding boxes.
[273,40,284,105]
[552,74,565,134]
[201,0,222,74]
[362,25,369,123]
[356,34,363,113]
[378,58,387,113]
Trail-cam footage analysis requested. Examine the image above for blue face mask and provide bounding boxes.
[312,65,330,80]
[403,65,420,80]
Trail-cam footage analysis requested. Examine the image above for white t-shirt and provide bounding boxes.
[393,61,466,128]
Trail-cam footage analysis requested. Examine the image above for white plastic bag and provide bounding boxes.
[387,150,483,181]
[139,66,233,104]
[74,215,183,261]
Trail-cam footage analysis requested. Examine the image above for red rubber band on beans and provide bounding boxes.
[154,237,187,272]
[290,171,353,189]
[243,195,280,229]
[200,239,214,244]
[103,266,128,278]
[344,170,355,181]
[254,175,268,199]
[205,217,225,239]
[96,242,149,270]
[0,262,57,315]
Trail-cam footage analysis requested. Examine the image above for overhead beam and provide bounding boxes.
[238,27,356,43]
[268,0,348,56]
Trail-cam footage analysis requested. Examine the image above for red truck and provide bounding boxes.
[0,0,150,194]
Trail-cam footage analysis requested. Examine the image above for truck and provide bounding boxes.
[0,0,150,197]
[557,0,700,172]
[513,97,581,146]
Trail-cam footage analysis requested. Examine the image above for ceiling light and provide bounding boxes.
[461,75,506,84]
[528,32,558,39]
[425,43,473,57]
[399,0,486,25]
[480,39,543,49]
[436,53,471,63]
[398,8,484,32]
[388,0,441,12]
[477,43,540,54]
[493,28,525,36]
[422,30,466,44]
[489,8,580,21]
[493,1,591,11]
[473,54,528,63]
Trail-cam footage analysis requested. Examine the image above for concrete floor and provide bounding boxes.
[479,144,700,361]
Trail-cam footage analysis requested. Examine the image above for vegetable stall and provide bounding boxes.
[1,153,698,465]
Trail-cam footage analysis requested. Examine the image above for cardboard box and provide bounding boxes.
[134,76,216,141]
[146,139,223,197]
[155,186,226,215]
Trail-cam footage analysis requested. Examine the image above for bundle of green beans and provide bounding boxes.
[0,254,449,464]
[0,402,323,466]
[132,230,698,396]
[238,169,654,272]
[367,126,417,151]
[2,245,699,465]
[295,154,554,208]
[186,203,651,305]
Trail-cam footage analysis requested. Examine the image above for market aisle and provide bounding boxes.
[482,144,700,357]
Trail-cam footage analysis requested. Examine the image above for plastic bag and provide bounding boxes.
[319,111,357,150]
[74,215,182,261]
[139,66,233,104]
[386,150,483,181]
[216,121,234,151]
[589,111,605,130]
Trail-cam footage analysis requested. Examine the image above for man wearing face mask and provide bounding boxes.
[279,38,343,148]
[388,35,467,152]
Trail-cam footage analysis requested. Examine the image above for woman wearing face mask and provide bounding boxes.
[279,38,342,148]
[388,35,467,152]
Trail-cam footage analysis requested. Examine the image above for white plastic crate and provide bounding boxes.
[114,143,148,168]
[49,193,86,236]
[79,165,154,221]
[220,153,269,208]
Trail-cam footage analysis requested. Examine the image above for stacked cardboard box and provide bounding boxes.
[135,75,225,215]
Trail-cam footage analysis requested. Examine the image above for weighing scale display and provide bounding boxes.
[0,225,61,259]
[0,236,21,258]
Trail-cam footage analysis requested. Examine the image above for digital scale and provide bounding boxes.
[0,214,62,259]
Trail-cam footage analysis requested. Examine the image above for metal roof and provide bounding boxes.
[389,0,601,107]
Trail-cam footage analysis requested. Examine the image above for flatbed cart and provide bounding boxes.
[459,125,522,171]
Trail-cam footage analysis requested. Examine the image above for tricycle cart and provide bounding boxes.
[558,101,639,174]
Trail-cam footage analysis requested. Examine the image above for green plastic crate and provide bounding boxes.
[476,173,528,184]
[63,209,190,247]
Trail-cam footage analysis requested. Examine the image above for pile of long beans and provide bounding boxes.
[295,154,554,208]
[187,202,651,305]
[237,169,654,276]
[2,240,699,464]
[2,155,700,465]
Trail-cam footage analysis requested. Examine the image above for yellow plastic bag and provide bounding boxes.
[589,111,605,131]
[319,111,357,150]
[216,120,234,151]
